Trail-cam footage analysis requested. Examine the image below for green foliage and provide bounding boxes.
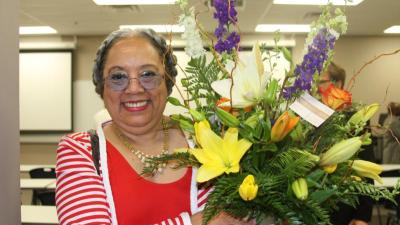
[182,56,220,109]
[141,152,199,175]
[140,4,395,224]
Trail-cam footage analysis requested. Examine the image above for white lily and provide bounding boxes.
[211,43,269,108]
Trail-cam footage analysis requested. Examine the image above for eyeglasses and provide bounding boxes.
[104,71,164,91]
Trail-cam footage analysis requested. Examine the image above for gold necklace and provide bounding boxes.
[113,119,169,173]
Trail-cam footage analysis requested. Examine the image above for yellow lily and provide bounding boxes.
[190,120,252,182]
[211,43,269,108]
[350,160,383,184]
[271,111,300,142]
[239,175,258,201]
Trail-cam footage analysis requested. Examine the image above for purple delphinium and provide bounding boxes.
[213,0,240,53]
[284,28,336,98]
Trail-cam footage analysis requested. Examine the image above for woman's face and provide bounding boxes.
[319,72,343,91]
[102,36,168,131]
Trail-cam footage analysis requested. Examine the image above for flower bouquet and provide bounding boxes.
[145,0,400,224]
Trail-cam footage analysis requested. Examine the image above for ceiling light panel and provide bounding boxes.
[273,0,364,6]
[93,0,175,5]
[255,24,310,33]
[384,26,400,34]
[119,25,184,33]
[19,26,57,35]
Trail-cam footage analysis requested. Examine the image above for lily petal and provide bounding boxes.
[197,164,226,182]
[211,43,268,109]
[189,148,223,165]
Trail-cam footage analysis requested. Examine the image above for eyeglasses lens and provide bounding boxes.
[106,74,162,91]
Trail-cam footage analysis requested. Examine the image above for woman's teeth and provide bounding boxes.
[124,101,147,108]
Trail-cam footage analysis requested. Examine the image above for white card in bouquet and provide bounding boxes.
[289,93,334,127]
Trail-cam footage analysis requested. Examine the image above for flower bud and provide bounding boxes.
[350,160,383,184]
[239,175,258,201]
[323,164,337,174]
[351,175,362,182]
[348,103,380,126]
[245,112,263,129]
[264,79,279,106]
[291,178,308,200]
[179,120,194,133]
[194,120,210,146]
[290,121,304,142]
[180,78,189,87]
[189,109,205,122]
[296,150,320,163]
[281,46,292,63]
[319,137,362,166]
[215,107,240,127]
[271,111,299,142]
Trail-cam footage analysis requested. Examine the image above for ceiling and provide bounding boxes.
[20,0,400,36]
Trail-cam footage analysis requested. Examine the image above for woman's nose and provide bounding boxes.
[125,77,145,93]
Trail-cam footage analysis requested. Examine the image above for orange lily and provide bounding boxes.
[271,111,300,142]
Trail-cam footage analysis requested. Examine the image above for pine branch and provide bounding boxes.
[141,152,200,175]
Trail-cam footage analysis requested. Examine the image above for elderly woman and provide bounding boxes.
[55,28,252,225]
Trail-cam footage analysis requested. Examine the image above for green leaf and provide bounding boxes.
[167,96,184,107]
[309,189,337,204]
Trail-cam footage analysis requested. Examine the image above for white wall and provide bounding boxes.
[333,36,400,124]
[0,0,20,223]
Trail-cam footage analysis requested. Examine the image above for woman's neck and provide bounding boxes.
[111,117,166,152]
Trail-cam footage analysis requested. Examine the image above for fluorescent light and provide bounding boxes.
[93,0,175,5]
[255,24,310,33]
[273,0,364,6]
[119,25,184,33]
[384,26,400,34]
[19,26,57,35]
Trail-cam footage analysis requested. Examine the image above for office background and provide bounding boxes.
[1,1,400,224]
[17,0,400,167]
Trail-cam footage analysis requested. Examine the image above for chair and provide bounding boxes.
[29,167,56,205]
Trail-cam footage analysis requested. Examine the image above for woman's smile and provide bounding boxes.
[123,100,149,112]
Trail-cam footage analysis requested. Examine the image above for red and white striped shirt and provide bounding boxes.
[56,131,211,225]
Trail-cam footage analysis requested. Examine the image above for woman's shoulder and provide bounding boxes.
[58,131,93,155]
[59,131,91,145]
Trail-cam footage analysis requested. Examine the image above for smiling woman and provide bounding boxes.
[54,28,254,225]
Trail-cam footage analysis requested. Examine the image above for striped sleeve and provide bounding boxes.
[55,132,112,225]
[152,212,192,225]
[196,185,213,211]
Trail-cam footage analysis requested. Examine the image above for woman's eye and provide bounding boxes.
[110,73,127,80]
[140,71,157,78]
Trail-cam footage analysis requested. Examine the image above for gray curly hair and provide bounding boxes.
[92,28,178,97]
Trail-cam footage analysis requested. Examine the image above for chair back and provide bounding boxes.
[28,167,56,205]
[29,167,56,178]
